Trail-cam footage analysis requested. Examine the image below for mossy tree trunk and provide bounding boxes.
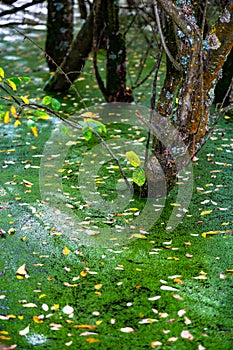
[45,0,74,72]
[145,0,233,194]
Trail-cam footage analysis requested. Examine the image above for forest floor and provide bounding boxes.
[0,27,233,350]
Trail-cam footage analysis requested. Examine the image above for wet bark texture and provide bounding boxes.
[145,0,233,195]
[45,0,74,72]
[93,0,132,102]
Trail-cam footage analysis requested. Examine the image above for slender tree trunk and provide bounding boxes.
[44,10,94,92]
[93,0,132,102]
[45,0,74,72]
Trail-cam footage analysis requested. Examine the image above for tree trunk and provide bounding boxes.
[78,0,87,19]
[93,0,133,102]
[44,10,94,92]
[45,0,74,72]
[145,0,233,196]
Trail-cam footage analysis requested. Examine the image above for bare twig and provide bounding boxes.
[220,77,233,109]
[154,1,181,71]
[0,0,44,17]
[91,128,133,192]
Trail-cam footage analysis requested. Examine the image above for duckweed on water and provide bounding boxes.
[0,26,233,350]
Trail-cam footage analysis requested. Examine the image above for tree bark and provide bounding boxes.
[93,0,133,102]
[45,0,74,72]
[146,0,233,196]
[44,10,94,92]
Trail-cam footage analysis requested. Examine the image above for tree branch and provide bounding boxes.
[0,0,45,17]
[154,1,181,71]
[157,0,198,37]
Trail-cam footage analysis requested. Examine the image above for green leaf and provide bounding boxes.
[42,96,52,105]
[84,129,92,141]
[0,67,5,79]
[51,98,61,111]
[126,151,141,167]
[20,76,31,83]
[132,167,146,187]
[8,76,30,85]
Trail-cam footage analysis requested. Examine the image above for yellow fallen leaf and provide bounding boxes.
[94,284,102,290]
[173,278,183,284]
[96,320,103,326]
[33,315,43,323]
[200,209,212,216]
[80,270,87,277]
[130,233,147,239]
[6,314,16,319]
[86,338,100,343]
[62,246,70,255]
[38,294,46,299]
[201,231,220,238]
[16,275,24,280]
[0,335,11,340]
[73,324,97,329]
[193,275,207,280]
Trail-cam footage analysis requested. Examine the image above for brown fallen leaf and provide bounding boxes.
[73,325,97,329]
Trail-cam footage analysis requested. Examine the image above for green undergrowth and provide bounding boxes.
[0,27,233,350]
[0,115,232,349]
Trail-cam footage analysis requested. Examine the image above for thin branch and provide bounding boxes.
[91,128,133,192]
[0,0,45,17]
[0,84,22,106]
[220,77,233,109]
[154,1,181,71]
[132,35,157,87]
[157,0,199,38]
[132,61,158,90]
